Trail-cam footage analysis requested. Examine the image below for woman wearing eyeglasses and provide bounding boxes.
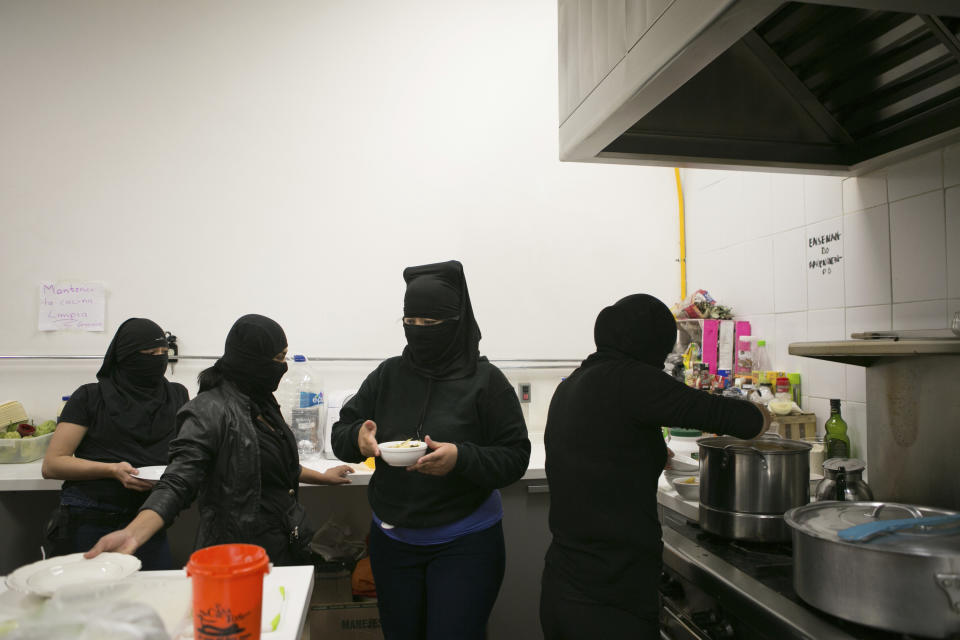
[332,260,531,640]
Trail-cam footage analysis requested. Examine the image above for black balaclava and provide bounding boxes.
[593,294,677,367]
[401,260,481,380]
[215,314,289,406]
[96,318,174,446]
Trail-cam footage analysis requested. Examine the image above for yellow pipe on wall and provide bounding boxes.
[674,168,687,301]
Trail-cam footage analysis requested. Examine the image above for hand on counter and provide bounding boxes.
[300,464,355,485]
[358,420,381,458]
[407,435,457,476]
[664,447,675,470]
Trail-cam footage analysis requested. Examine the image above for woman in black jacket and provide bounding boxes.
[540,294,770,639]
[43,318,188,569]
[331,260,531,640]
[85,314,353,565]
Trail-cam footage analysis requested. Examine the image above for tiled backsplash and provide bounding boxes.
[683,144,960,462]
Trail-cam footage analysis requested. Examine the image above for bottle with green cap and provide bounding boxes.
[754,339,771,377]
[824,399,851,459]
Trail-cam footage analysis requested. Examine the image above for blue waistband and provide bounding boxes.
[373,490,503,546]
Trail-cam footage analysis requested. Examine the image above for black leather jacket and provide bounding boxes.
[141,381,305,552]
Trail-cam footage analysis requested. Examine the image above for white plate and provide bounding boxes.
[136,465,166,482]
[668,455,699,472]
[5,553,142,597]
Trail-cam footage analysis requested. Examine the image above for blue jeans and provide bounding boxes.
[368,520,505,640]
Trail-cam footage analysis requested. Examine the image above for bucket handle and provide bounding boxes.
[868,503,923,520]
[935,574,960,615]
[722,444,768,471]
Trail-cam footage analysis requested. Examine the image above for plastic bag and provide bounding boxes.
[1,601,168,640]
[308,517,366,563]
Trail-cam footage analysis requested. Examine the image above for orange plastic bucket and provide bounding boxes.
[186,544,271,640]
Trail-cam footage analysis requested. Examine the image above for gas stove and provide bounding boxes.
[658,503,933,640]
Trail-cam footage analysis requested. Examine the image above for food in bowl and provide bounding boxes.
[671,475,700,501]
[379,440,429,467]
[768,399,794,415]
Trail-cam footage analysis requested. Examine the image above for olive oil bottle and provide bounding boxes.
[824,399,851,459]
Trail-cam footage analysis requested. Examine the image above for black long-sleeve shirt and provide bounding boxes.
[544,353,764,616]
[331,356,530,528]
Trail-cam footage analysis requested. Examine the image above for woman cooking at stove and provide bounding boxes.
[84,314,354,566]
[332,260,530,640]
[539,294,771,639]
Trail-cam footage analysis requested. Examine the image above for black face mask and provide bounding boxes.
[117,352,168,387]
[404,322,459,368]
[252,360,289,393]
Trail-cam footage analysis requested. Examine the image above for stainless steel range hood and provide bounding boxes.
[559,0,960,174]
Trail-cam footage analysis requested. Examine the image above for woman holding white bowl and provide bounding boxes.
[332,260,530,640]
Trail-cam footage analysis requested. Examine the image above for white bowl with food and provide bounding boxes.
[379,440,428,467]
[672,475,700,501]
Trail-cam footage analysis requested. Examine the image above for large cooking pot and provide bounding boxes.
[698,435,811,542]
[785,501,960,638]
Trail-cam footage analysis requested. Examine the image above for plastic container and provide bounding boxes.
[753,339,771,378]
[0,430,54,463]
[278,355,325,458]
[186,544,270,640]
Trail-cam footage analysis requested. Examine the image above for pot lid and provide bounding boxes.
[699,435,812,454]
[785,501,960,557]
[822,458,866,473]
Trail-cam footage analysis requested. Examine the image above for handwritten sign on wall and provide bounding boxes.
[806,222,844,309]
[38,281,105,331]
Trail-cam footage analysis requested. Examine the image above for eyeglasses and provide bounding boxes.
[402,316,459,327]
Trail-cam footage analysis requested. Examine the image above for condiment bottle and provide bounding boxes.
[824,399,850,459]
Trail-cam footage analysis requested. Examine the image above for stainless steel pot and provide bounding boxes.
[698,435,811,542]
[786,501,960,638]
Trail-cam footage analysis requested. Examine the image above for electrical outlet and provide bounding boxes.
[518,382,531,404]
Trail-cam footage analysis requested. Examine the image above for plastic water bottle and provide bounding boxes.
[281,355,324,458]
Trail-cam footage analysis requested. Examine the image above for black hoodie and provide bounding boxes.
[331,261,530,528]
[542,294,763,616]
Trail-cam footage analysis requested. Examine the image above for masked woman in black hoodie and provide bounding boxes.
[332,260,531,640]
[42,318,188,569]
[540,294,771,639]
[84,314,354,566]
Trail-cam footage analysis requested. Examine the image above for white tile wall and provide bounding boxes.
[806,217,845,309]
[947,186,960,298]
[775,311,807,376]
[842,173,887,213]
[773,228,807,313]
[730,237,775,315]
[892,300,948,330]
[944,142,960,189]
[844,304,892,335]
[767,173,805,236]
[803,395,830,438]
[843,204,891,307]
[845,365,867,404]
[804,175,842,223]
[683,150,956,464]
[843,400,868,461]
[805,308,845,399]
[886,151,943,202]
[890,191,947,303]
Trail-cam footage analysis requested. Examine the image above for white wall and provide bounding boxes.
[0,0,680,428]
[683,146,960,460]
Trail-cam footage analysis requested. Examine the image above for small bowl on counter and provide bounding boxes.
[672,475,700,501]
[379,440,428,467]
